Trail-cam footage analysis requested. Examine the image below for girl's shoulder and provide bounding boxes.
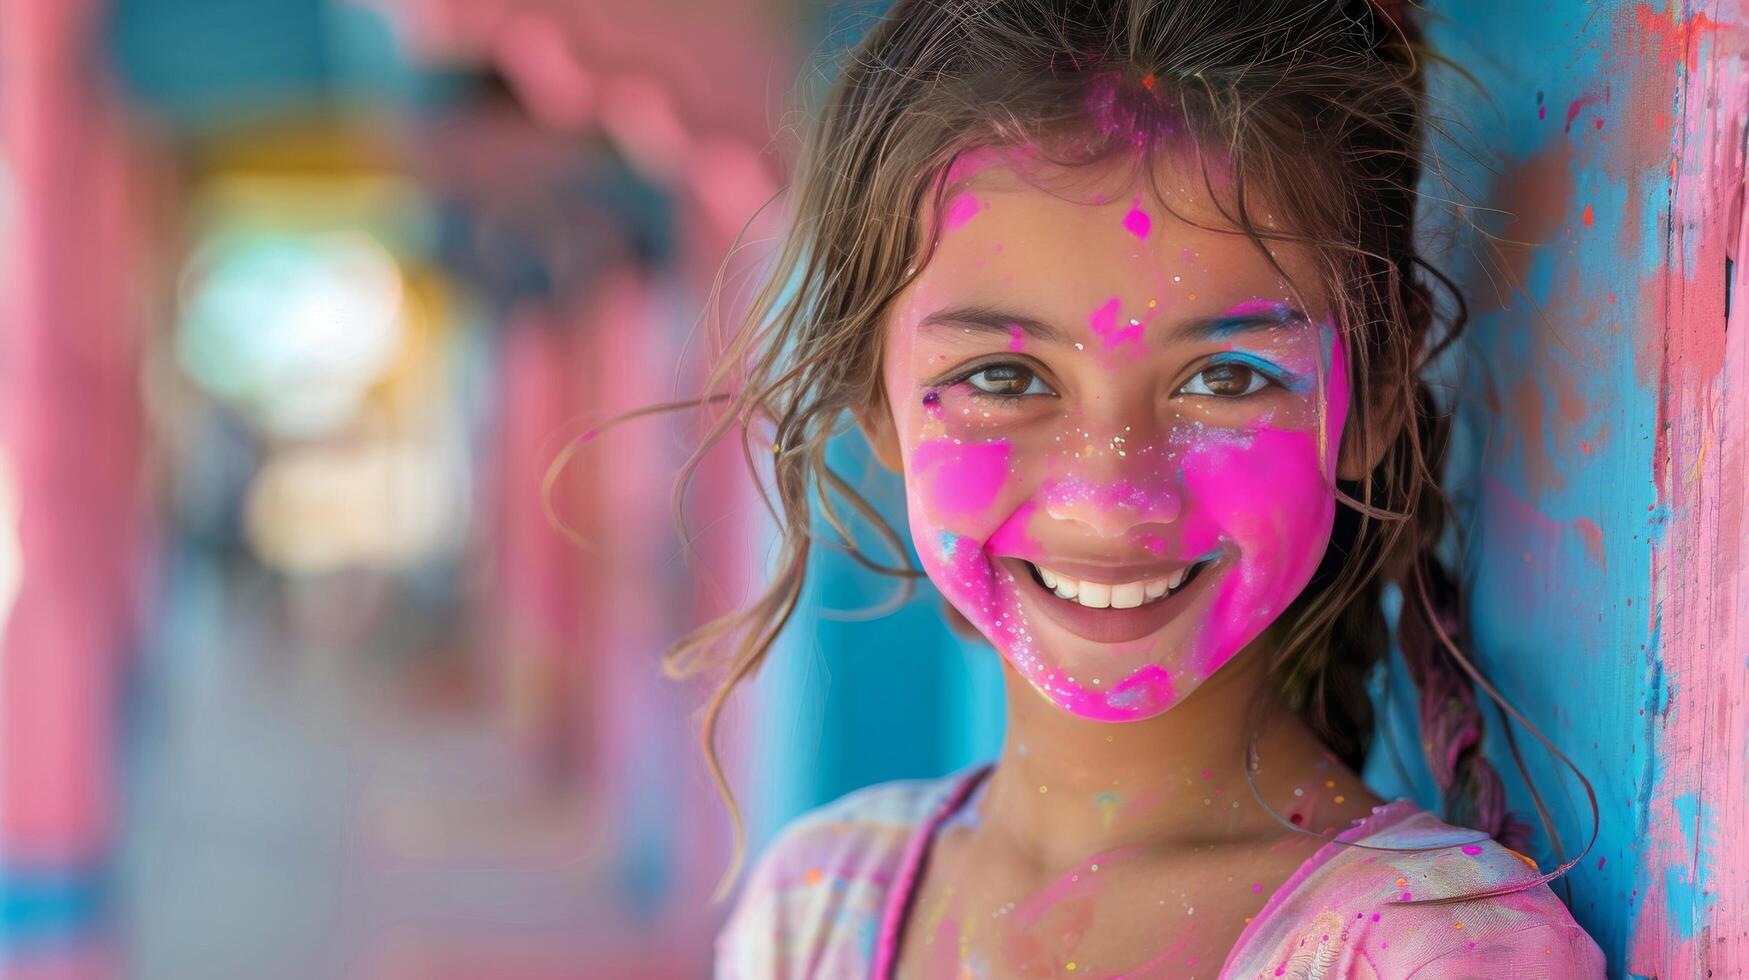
[1224,801,1607,979]
[714,768,980,980]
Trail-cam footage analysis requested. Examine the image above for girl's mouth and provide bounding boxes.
[1022,558,1211,609]
[999,555,1217,645]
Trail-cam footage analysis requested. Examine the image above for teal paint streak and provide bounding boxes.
[1662,793,1716,939]
[0,864,108,948]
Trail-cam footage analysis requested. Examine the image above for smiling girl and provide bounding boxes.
[688,1,1608,977]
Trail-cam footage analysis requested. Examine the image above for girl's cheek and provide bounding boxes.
[926,388,1039,434]
[1180,430,1333,545]
[907,436,1014,527]
[899,389,1053,535]
[1174,428,1335,678]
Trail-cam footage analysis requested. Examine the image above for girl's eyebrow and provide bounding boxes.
[919,305,1073,345]
[918,303,1312,345]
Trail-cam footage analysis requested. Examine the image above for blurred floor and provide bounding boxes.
[120,562,695,979]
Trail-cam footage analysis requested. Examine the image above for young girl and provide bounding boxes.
[686,1,1608,976]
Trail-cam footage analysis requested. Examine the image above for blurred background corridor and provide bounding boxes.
[0,1,1008,976]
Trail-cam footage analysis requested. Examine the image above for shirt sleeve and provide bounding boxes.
[713,843,791,980]
[1407,921,1608,979]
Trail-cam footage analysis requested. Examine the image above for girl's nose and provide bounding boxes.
[1038,449,1183,539]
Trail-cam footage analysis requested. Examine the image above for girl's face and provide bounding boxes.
[871,149,1350,722]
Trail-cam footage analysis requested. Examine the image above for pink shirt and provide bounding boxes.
[716,766,1606,978]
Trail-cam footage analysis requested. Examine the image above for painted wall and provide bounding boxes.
[750,3,1746,978]
[1390,2,1745,976]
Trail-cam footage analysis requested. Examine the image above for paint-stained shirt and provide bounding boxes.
[714,767,1606,979]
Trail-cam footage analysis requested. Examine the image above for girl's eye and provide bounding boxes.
[1180,361,1273,398]
[964,363,1054,397]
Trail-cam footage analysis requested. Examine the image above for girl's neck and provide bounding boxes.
[975,644,1371,867]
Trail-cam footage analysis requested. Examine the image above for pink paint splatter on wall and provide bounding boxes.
[1625,2,1747,975]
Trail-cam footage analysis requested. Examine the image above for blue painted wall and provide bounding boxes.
[1374,4,1683,974]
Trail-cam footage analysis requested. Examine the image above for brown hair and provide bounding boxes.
[631,0,1593,897]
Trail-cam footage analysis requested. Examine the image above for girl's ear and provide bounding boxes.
[1336,384,1408,481]
[852,396,905,474]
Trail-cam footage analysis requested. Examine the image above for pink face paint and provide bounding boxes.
[1122,197,1152,239]
[1088,296,1142,350]
[1007,323,1026,351]
[943,192,985,232]
[1170,327,1349,678]
[911,438,1011,518]
[1134,531,1169,555]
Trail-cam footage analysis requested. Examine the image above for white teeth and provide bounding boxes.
[1110,582,1145,609]
[1077,581,1112,608]
[1032,561,1205,608]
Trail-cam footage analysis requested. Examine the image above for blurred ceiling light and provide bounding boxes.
[243,440,453,574]
[191,174,438,260]
[177,230,407,439]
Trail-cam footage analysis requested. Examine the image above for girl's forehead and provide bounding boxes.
[910,154,1327,327]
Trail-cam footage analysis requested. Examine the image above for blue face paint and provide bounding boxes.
[1206,302,1296,338]
[1206,351,1314,394]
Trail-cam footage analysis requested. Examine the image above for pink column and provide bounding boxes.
[1627,3,1749,974]
[0,0,141,972]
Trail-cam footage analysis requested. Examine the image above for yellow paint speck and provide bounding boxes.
[1454,922,1464,930]
[1066,964,1077,972]
[1504,847,1541,870]
[1039,785,1049,794]
[1334,795,1346,804]
[1325,779,1336,788]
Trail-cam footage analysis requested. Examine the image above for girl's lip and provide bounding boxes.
[997,556,1214,645]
